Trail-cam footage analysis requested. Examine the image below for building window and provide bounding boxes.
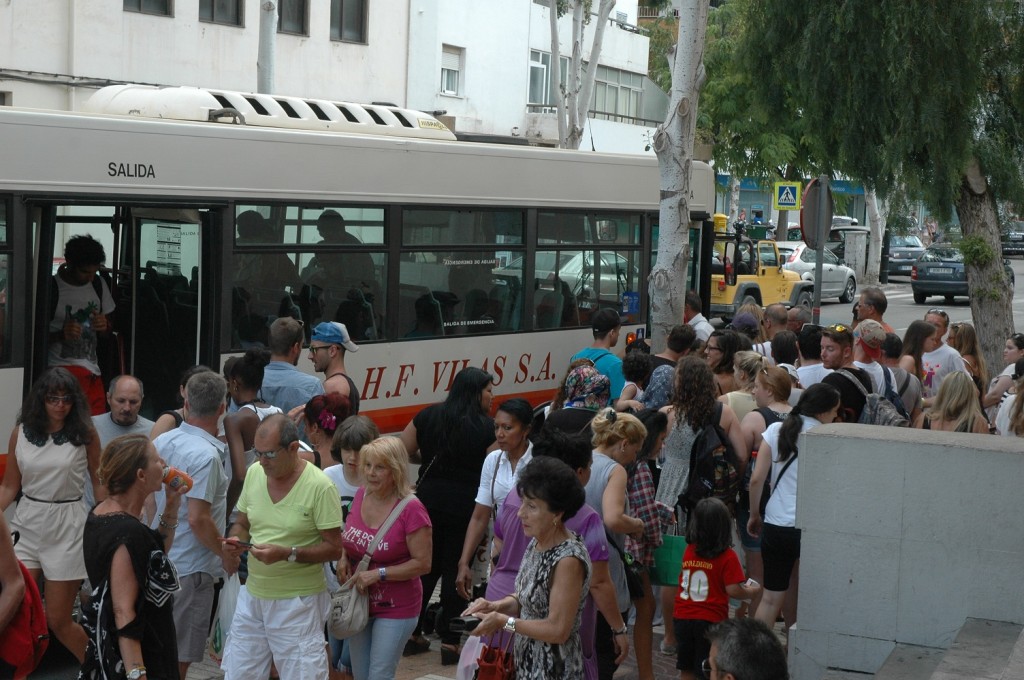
[527,50,569,113]
[331,0,366,42]
[592,65,643,121]
[441,45,463,96]
[124,0,172,16]
[200,0,241,25]
[0,92,9,106]
[278,0,307,35]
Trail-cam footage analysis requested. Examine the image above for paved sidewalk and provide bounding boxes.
[184,623,678,680]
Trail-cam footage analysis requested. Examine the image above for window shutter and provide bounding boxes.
[442,47,461,71]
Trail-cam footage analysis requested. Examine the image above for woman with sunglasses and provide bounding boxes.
[0,367,102,663]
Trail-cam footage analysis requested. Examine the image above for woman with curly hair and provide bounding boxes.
[0,367,102,662]
[301,392,353,470]
[654,357,747,654]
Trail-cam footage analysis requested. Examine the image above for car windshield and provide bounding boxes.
[891,235,923,248]
[921,246,963,263]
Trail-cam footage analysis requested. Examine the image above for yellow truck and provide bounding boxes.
[710,233,814,320]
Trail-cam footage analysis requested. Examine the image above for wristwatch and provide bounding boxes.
[127,667,147,679]
[378,567,387,581]
[503,616,516,634]
[287,546,298,563]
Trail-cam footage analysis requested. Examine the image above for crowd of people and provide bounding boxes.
[3,278,1017,680]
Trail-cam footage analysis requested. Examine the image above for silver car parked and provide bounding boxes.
[776,241,858,303]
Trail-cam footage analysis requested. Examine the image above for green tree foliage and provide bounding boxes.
[743,1,1024,214]
[741,0,1024,367]
[698,0,821,183]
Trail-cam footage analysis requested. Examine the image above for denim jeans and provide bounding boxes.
[347,615,419,680]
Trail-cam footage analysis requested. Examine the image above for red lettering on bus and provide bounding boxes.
[362,366,386,400]
[535,353,553,382]
[514,354,531,384]
[431,359,471,392]
[491,355,507,385]
[393,364,415,398]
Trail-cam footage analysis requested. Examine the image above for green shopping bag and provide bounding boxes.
[651,534,687,587]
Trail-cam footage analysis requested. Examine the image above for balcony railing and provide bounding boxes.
[637,6,680,19]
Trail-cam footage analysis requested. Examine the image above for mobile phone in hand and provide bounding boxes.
[449,616,481,633]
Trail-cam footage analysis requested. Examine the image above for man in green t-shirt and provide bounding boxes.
[221,414,343,679]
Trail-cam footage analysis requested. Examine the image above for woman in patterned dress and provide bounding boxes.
[464,457,592,679]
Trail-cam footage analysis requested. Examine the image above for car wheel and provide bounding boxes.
[913,291,927,304]
[795,290,812,310]
[740,294,759,308]
[944,294,955,304]
[839,278,856,303]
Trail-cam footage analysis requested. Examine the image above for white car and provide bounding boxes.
[776,241,858,303]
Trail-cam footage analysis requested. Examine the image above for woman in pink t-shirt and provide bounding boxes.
[340,438,432,680]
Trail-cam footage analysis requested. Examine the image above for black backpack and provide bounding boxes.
[679,402,741,516]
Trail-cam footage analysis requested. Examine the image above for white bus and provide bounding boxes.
[0,84,716,435]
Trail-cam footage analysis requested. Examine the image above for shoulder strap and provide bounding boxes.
[756,406,782,426]
[489,451,502,520]
[355,495,415,573]
[836,369,871,397]
[773,450,798,488]
[897,370,911,394]
[587,350,613,365]
[882,366,895,392]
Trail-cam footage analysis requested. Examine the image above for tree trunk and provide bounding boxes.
[549,4,567,147]
[563,0,616,150]
[864,189,883,285]
[565,3,585,148]
[957,159,1015,376]
[728,175,740,224]
[649,0,710,352]
[567,0,616,150]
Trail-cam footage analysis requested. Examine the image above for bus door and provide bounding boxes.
[34,204,220,421]
[117,208,220,419]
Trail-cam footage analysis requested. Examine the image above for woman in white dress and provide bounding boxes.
[0,367,102,662]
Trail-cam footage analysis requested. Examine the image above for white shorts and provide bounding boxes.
[222,587,330,680]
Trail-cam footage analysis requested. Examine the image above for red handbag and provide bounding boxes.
[475,633,515,680]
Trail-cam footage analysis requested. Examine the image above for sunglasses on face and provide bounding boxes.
[45,395,74,405]
[248,446,282,460]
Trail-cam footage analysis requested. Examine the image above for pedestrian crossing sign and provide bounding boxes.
[773,182,802,211]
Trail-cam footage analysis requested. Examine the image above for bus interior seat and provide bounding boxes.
[535,287,564,330]
[398,283,432,336]
[488,280,518,331]
[335,289,378,341]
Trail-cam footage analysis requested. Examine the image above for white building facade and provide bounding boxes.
[0,0,663,153]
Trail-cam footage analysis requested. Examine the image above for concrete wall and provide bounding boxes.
[790,424,1024,679]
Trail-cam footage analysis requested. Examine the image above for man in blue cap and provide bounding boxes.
[308,321,360,413]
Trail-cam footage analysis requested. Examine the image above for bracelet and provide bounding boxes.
[613,625,629,636]
[158,515,179,530]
